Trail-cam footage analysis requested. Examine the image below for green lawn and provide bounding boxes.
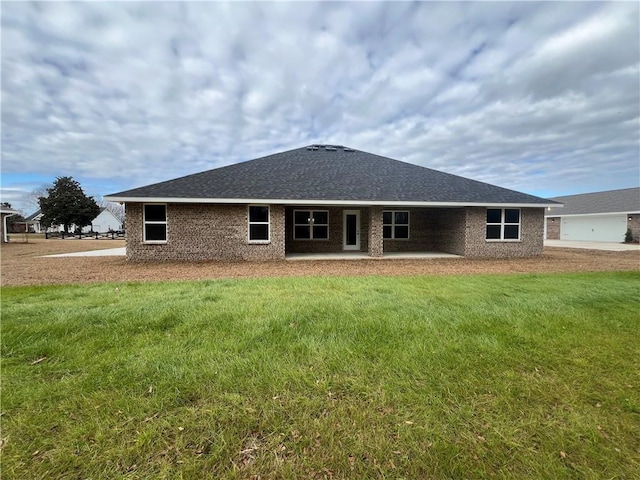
[2,272,639,479]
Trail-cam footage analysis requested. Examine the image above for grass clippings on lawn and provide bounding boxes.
[2,272,639,479]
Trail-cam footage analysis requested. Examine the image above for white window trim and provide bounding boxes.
[143,203,168,244]
[293,209,329,240]
[383,210,410,240]
[486,208,521,242]
[248,205,270,244]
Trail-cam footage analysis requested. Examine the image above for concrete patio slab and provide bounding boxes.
[286,252,462,261]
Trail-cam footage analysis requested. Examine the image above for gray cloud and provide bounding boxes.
[1,1,638,213]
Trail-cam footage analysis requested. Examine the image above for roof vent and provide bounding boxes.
[326,146,337,151]
[307,146,319,150]
[344,147,355,152]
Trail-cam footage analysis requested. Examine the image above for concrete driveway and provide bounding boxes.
[544,240,640,251]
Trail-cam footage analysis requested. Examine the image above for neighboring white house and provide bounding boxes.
[82,209,122,233]
[545,187,640,242]
[26,208,123,233]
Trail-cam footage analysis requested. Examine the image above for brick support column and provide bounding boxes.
[368,206,384,257]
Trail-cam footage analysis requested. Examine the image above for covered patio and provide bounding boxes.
[284,205,467,259]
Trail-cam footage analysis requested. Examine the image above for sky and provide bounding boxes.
[1,1,639,215]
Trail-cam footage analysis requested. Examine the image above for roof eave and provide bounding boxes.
[103,195,559,208]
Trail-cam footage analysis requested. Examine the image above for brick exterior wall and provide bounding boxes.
[125,203,545,261]
[284,206,370,254]
[546,217,560,240]
[368,206,384,257]
[463,207,544,258]
[126,203,285,261]
[627,214,640,242]
[382,208,429,253]
[429,208,467,255]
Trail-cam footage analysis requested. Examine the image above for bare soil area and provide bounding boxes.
[1,239,638,287]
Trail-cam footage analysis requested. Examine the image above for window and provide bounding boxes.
[294,210,329,240]
[486,208,520,241]
[143,204,167,243]
[383,211,410,239]
[248,205,270,242]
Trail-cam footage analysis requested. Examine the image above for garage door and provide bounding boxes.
[561,215,627,242]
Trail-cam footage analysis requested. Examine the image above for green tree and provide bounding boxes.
[38,177,100,233]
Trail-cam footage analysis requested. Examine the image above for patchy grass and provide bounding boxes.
[1,272,639,479]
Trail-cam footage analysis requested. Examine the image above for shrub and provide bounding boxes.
[624,228,633,243]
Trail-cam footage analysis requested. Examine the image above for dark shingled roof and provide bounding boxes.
[106,145,556,205]
[25,209,42,221]
[546,187,640,216]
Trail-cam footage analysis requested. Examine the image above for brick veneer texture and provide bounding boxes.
[627,214,640,242]
[382,207,467,255]
[126,203,285,261]
[368,206,384,257]
[125,203,545,261]
[284,206,371,254]
[463,207,544,258]
[546,217,560,240]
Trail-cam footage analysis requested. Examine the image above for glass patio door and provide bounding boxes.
[343,210,360,250]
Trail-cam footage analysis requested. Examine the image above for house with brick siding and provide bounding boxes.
[104,145,559,261]
[545,188,640,242]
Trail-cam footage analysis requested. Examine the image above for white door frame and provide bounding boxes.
[343,210,360,250]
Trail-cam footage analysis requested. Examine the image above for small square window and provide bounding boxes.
[504,225,519,239]
[250,224,269,241]
[250,206,269,223]
[394,226,409,239]
[145,224,167,241]
[294,211,310,224]
[294,225,310,239]
[486,209,502,224]
[383,210,410,239]
[313,211,328,225]
[145,204,166,222]
[395,211,409,224]
[505,209,520,224]
[294,209,328,240]
[486,208,520,241]
[486,225,501,239]
[313,225,328,239]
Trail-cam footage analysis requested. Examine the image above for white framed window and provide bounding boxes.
[486,208,520,241]
[248,205,270,243]
[143,204,167,243]
[294,210,329,240]
[383,211,410,239]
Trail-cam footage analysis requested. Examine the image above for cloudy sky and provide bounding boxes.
[2,1,639,214]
